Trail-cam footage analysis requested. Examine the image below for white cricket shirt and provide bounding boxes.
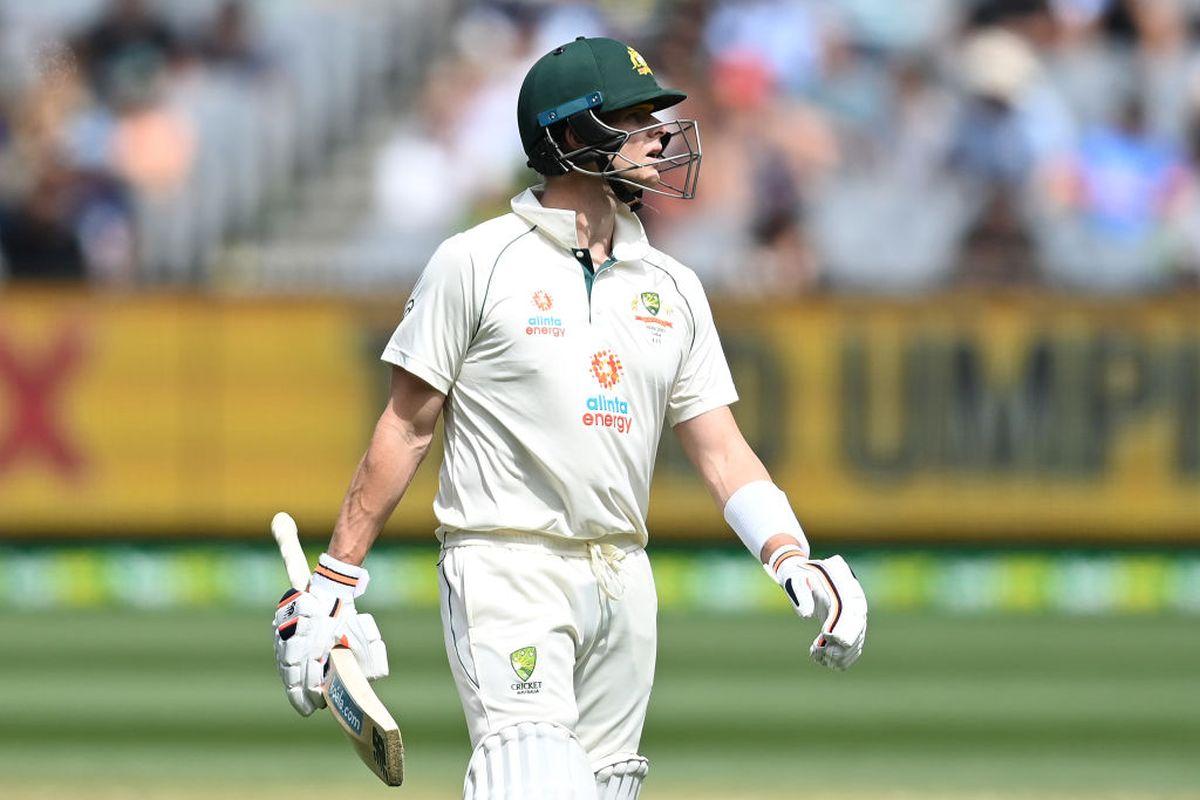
[382,187,738,544]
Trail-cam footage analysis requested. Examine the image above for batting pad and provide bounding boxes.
[594,754,649,800]
[463,721,597,799]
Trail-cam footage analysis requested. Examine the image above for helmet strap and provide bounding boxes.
[607,179,644,212]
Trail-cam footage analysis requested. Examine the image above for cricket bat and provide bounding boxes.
[271,512,405,787]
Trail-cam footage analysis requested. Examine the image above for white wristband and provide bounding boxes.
[723,480,809,562]
[310,553,370,600]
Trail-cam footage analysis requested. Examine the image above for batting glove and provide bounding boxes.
[272,554,389,716]
[766,545,868,671]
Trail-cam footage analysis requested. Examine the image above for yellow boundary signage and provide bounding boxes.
[0,292,1196,541]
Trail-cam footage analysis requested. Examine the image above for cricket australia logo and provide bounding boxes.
[631,290,674,344]
[640,292,660,315]
[628,46,652,75]
[510,646,542,694]
[527,289,565,337]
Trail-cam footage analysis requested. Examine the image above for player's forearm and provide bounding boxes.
[676,410,768,503]
[675,407,807,562]
[703,447,804,562]
[328,412,434,564]
[686,422,770,507]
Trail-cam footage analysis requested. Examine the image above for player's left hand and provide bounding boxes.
[767,547,868,671]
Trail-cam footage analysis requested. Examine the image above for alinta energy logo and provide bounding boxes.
[526,289,566,337]
[590,349,623,388]
[584,350,634,434]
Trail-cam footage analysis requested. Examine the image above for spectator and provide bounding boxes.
[0,162,87,282]
[1126,0,1194,144]
[949,27,1074,188]
[1036,94,1190,288]
[1069,96,1187,238]
[1176,98,1200,284]
[703,0,825,94]
[109,96,196,196]
[194,1,270,76]
[76,0,180,102]
[958,188,1039,286]
[0,93,12,167]
[1046,0,1130,132]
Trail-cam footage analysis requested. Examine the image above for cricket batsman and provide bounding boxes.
[273,36,868,799]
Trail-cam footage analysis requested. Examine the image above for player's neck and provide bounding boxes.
[539,175,617,261]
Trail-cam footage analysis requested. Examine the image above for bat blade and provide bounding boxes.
[324,647,405,786]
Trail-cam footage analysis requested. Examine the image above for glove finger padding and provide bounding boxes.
[341,612,390,681]
[803,555,867,670]
[273,589,338,715]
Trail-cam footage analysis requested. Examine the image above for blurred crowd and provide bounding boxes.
[6,0,1200,295]
[370,0,1200,295]
[0,0,270,284]
[0,0,419,286]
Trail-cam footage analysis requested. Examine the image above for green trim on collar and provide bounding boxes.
[571,250,616,300]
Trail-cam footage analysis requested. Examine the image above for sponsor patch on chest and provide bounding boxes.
[583,350,634,434]
[525,289,567,337]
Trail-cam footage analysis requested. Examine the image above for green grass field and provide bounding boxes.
[2,608,1197,799]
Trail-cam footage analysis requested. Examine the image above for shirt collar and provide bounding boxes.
[510,186,649,263]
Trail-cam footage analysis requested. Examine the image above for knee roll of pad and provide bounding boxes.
[594,755,649,800]
[464,721,597,799]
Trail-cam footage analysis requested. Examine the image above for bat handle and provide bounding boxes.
[271,511,310,592]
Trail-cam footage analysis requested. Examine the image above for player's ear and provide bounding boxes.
[560,121,584,152]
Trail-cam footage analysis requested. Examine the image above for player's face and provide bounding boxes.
[604,104,668,187]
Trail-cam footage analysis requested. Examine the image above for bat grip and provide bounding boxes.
[271,511,311,592]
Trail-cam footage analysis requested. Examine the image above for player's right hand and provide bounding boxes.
[272,556,389,716]
[767,547,868,671]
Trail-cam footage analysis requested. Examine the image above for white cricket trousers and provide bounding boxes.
[437,529,657,775]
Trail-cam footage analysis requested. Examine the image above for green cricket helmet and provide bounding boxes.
[517,36,702,207]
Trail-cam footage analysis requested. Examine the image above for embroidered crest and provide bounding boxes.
[628,46,652,76]
[639,291,660,316]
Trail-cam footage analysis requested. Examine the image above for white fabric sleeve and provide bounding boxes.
[667,273,739,426]
[381,235,475,394]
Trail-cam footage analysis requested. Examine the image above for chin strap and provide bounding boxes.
[608,179,644,212]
